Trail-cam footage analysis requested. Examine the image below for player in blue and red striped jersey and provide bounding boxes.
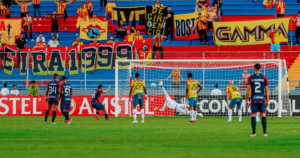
[91,85,110,120]
[60,76,73,124]
[246,63,269,137]
[45,74,61,124]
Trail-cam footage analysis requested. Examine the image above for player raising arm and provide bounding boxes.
[91,85,110,120]
[226,80,242,123]
[154,81,203,116]
[60,76,73,124]
[129,73,147,123]
[45,74,61,124]
[246,63,269,137]
[186,72,202,123]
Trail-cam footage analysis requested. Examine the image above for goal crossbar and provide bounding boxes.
[115,59,285,117]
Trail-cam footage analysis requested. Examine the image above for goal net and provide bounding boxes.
[115,59,291,117]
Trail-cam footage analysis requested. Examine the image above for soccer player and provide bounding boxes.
[186,72,202,123]
[45,74,61,124]
[246,63,269,137]
[60,76,73,124]
[91,85,110,120]
[129,73,147,123]
[226,80,242,123]
[154,81,203,117]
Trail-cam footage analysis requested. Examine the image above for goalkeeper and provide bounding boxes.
[154,81,203,117]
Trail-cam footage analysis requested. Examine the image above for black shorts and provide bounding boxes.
[0,52,5,61]
[33,4,40,9]
[51,25,59,33]
[207,21,213,31]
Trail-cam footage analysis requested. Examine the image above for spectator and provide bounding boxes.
[124,29,135,42]
[32,0,41,21]
[268,25,282,58]
[51,10,59,40]
[164,6,174,41]
[134,30,144,42]
[89,13,102,23]
[91,38,98,44]
[15,33,27,49]
[100,0,107,10]
[152,32,166,59]
[207,8,217,36]
[239,69,250,90]
[72,36,84,49]
[33,37,46,50]
[153,0,163,8]
[10,85,19,96]
[76,4,89,33]
[48,35,59,47]
[84,0,93,18]
[0,2,7,18]
[193,12,209,45]
[105,0,116,21]
[165,68,183,89]
[116,20,126,39]
[23,13,34,41]
[201,1,208,12]
[276,0,285,17]
[1,83,9,96]
[213,0,222,21]
[52,0,74,31]
[3,0,11,9]
[211,84,222,96]
[14,0,32,18]
[195,1,201,12]
[28,80,41,96]
[107,36,115,44]
[291,11,300,45]
[36,32,45,43]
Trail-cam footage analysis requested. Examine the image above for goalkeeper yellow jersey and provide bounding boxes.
[186,79,200,98]
[131,79,145,96]
[226,85,242,99]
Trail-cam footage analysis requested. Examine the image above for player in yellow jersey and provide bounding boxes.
[226,80,242,123]
[186,72,202,123]
[129,73,147,123]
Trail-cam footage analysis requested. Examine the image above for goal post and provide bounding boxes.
[115,59,290,117]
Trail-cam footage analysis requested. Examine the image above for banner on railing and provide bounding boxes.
[0,19,22,45]
[213,18,290,46]
[112,6,146,31]
[173,11,207,40]
[1,95,299,116]
[80,21,108,41]
[0,95,173,116]
[146,6,167,35]
[2,42,133,75]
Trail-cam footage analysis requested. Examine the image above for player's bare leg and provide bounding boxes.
[238,108,242,123]
[103,107,109,120]
[44,104,52,123]
[132,106,137,123]
[52,105,58,124]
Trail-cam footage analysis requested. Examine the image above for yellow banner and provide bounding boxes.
[0,19,22,45]
[214,18,290,45]
[173,11,207,40]
[80,21,108,41]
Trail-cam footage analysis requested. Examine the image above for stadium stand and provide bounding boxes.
[1,0,300,91]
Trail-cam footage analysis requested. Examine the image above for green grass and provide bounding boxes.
[0,117,300,158]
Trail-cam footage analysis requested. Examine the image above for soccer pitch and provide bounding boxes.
[0,117,300,158]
